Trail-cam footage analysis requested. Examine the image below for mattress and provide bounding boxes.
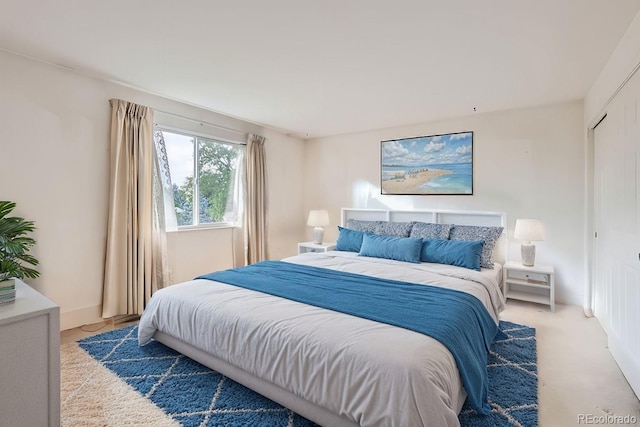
[138,251,505,427]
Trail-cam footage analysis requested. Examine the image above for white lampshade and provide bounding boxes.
[307,210,330,227]
[514,219,545,243]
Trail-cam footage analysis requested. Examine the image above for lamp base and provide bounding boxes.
[521,243,536,267]
[312,227,324,245]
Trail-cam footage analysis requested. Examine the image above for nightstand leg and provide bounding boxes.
[550,274,555,312]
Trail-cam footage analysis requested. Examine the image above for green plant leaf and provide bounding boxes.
[0,201,40,280]
[0,201,17,221]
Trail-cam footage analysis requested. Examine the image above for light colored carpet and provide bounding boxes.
[60,342,179,427]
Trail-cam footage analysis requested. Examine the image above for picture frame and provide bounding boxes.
[380,131,473,195]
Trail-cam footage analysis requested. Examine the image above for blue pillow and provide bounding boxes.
[358,233,423,263]
[449,225,503,269]
[335,226,365,252]
[420,239,484,271]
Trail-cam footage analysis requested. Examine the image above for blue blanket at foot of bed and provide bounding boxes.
[197,260,501,414]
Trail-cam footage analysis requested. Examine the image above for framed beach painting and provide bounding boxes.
[381,131,473,195]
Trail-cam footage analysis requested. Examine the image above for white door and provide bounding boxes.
[593,68,640,398]
[593,116,610,331]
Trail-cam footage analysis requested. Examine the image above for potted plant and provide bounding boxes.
[0,201,40,287]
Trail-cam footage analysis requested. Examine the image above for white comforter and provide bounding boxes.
[138,251,505,427]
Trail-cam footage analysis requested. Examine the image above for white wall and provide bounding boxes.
[166,228,235,284]
[0,50,305,330]
[304,101,586,305]
[585,11,640,127]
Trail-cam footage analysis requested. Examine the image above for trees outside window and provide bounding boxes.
[159,129,244,227]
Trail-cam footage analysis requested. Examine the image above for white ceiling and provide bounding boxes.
[1,1,639,139]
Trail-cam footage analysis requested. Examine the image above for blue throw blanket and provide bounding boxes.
[197,261,500,414]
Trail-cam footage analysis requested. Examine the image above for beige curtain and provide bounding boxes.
[102,99,168,318]
[245,133,268,264]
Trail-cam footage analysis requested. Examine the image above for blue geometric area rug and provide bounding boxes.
[458,320,538,427]
[78,320,537,427]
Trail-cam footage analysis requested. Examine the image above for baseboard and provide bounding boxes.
[609,331,640,399]
[114,314,140,325]
[60,305,104,331]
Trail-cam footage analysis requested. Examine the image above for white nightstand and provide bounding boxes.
[298,241,336,254]
[503,261,555,312]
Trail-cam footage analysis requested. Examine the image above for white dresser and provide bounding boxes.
[0,280,60,427]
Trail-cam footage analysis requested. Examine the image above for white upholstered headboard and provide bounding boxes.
[341,208,507,265]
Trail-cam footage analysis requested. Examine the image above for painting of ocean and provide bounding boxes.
[381,131,473,195]
[419,163,472,194]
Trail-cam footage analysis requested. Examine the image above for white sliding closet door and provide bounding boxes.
[593,117,610,330]
[593,67,640,398]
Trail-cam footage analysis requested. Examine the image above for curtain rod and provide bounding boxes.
[154,109,250,137]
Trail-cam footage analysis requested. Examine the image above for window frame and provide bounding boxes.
[157,125,246,230]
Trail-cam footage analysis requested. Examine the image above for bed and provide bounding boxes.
[138,208,507,427]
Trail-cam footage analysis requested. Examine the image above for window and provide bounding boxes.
[157,128,245,228]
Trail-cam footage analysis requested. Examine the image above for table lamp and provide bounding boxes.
[307,210,330,244]
[514,219,545,266]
